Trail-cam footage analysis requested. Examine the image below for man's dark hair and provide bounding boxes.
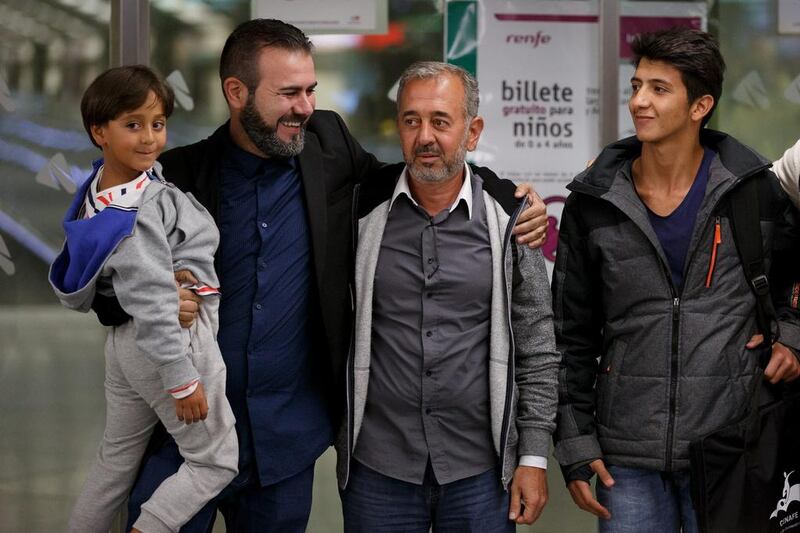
[80,65,174,148]
[219,18,313,93]
[631,26,725,127]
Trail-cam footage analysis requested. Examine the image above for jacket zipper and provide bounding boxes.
[665,295,680,470]
[498,199,527,486]
[705,216,722,288]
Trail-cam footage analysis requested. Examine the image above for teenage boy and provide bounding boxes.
[49,65,238,533]
[552,27,800,533]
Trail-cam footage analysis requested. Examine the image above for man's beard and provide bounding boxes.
[240,96,306,158]
[405,140,468,183]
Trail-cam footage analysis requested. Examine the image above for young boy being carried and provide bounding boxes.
[49,65,238,533]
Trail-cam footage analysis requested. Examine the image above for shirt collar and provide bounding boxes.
[82,165,152,218]
[222,131,296,179]
[390,162,473,220]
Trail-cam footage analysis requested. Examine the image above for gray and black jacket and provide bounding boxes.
[552,130,800,476]
[335,163,560,489]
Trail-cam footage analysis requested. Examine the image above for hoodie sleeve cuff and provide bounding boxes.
[158,357,200,393]
[169,379,199,399]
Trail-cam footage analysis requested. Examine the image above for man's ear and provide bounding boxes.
[466,115,484,151]
[223,77,250,111]
[90,124,106,147]
[691,94,714,124]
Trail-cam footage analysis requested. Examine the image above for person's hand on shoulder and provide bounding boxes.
[513,184,547,249]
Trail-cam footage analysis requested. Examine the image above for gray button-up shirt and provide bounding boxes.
[353,167,497,485]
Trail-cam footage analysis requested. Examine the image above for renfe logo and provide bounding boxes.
[771,471,800,522]
[506,31,551,47]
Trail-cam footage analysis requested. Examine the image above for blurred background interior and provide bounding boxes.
[1,0,799,531]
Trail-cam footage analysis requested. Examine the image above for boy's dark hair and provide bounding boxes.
[219,18,313,94]
[631,26,725,127]
[81,65,174,148]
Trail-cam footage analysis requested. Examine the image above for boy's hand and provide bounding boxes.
[175,382,208,424]
[174,270,201,328]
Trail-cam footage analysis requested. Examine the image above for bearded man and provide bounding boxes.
[91,21,548,533]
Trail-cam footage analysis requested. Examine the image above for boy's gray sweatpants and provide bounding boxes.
[68,306,238,533]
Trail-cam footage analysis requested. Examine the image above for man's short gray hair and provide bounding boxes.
[396,61,479,121]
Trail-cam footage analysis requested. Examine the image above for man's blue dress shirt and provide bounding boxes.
[217,139,333,486]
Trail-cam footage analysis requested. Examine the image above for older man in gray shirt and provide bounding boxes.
[334,61,560,532]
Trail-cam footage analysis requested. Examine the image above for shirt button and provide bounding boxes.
[425,370,432,377]
[255,303,262,310]
[426,330,432,337]
[425,408,432,415]
[261,222,268,228]
[427,257,434,264]
[426,292,433,298]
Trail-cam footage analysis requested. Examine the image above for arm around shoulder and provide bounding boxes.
[326,110,384,183]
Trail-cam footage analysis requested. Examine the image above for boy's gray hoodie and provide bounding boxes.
[49,164,220,392]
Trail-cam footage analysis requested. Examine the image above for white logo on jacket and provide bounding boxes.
[771,471,800,522]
